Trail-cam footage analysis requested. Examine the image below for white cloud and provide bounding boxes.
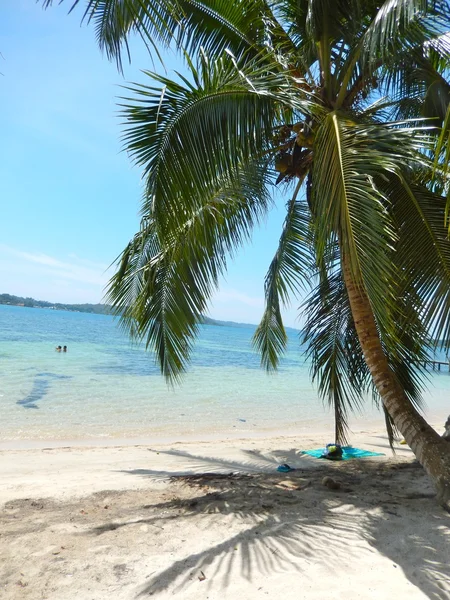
[0,245,303,325]
[210,286,303,329]
[0,244,110,303]
[213,288,264,309]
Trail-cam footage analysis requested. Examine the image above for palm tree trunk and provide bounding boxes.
[342,253,450,511]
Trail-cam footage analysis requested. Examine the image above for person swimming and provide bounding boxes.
[63,346,67,352]
[55,346,62,352]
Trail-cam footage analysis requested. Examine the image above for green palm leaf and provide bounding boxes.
[303,250,429,446]
[387,174,450,345]
[312,114,434,338]
[120,51,316,233]
[106,161,272,380]
[302,266,368,445]
[253,180,313,370]
[42,0,289,69]
[361,0,448,66]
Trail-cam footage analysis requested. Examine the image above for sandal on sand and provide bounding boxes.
[277,463,295,473]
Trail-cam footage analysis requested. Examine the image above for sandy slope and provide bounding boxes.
[1,431,449,600]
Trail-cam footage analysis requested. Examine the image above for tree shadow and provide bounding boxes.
[116,446,320,482]
[136,510,365,596]
[94,448,450,599]
[365,440,414,454]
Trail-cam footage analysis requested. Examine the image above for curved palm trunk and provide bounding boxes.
[342,254,450,511]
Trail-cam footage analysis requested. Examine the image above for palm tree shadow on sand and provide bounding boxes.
[91,448,450,599]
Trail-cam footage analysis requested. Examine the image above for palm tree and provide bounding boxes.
[44,0,450,509]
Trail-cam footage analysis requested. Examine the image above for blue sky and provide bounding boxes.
[1,1,302,326]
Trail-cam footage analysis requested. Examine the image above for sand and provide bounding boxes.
[1,428,449,600]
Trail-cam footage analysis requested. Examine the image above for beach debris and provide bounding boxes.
[113,563,130,580]
[276,479,311,491]
[276,480,297,490]
[198,571,206,581]
[322,476,341,490]
[275,479,311,491]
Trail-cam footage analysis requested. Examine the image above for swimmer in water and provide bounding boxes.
[63,346,67,352]
[56,346,62,352]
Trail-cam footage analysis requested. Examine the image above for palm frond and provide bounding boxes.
[106,161,272,381]
[303,243,429,446]
[302,266,368,445]
[361,0,449,67]
[120,51,317,233]
[169,0,272,59]
[433,102,450,194]
[312,113,395,334]
[42,0,286,70]
[253,180,313,370]
[42,0,175,69]
[378,47,450,123]
[43,0,450,448]
[386,174,450,346]
[312,114,435,340]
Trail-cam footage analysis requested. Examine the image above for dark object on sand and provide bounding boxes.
[322,476,341,490]
[322,444,343,460]
[277,463,295,473]
[443,415,450,441]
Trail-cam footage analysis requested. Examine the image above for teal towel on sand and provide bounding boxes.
[303,446,384,460]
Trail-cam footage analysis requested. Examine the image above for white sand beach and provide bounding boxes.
[1,427,449,600]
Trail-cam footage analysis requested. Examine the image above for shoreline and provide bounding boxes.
[0,425,345,451]
[1,411,447,451]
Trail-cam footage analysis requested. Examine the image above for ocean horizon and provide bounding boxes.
[1,304,448,447]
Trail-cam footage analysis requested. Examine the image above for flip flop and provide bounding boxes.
[277,463,295,473]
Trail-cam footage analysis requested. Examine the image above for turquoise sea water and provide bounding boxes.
[0,305,448,445]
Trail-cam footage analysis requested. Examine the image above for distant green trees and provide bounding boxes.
[0,293,113,315]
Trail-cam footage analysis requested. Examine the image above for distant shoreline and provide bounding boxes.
[0,293,113,315]
[0,295,299,331]
[1,304,99,314]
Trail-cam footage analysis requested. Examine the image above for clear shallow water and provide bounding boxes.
[0,305,448,444]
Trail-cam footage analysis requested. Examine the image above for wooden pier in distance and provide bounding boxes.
[422,360,450,372]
